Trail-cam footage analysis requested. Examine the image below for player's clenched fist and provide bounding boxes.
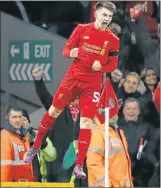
[92,60,101,71]
[70,48,78,58]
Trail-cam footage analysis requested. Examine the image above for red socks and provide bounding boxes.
[75,129,92,166]
[33,111,92,167]
[33,112,56,148]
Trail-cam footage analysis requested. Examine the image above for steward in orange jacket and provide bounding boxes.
[0,121,35,182]
[86,116,133,187]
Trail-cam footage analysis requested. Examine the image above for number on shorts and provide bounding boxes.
[92,92,100,103]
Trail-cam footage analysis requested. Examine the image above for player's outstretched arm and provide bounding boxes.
[101,37,120,73]
[62,24,83,58]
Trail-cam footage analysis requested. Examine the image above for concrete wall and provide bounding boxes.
[0,12,73,125]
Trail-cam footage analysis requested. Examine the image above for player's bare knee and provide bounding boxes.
[48,105,63,118]
[80,117,93,129]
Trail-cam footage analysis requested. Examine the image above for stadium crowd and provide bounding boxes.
[0,1,160,187]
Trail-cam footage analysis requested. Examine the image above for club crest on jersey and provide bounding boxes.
[103,40,109,48]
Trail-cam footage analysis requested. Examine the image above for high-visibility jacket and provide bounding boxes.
[0,129,35,182]
[86,118,133,187]
[37,137,57,182]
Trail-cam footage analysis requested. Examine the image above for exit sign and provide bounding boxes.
[8,40,53,82]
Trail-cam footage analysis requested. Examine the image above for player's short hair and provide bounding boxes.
[95,1,116,13]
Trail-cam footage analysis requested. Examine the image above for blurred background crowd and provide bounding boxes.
[0,1,160,187]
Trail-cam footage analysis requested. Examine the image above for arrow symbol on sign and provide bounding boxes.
[15,63,22,81]
[38,63,45,72]
[10,45,20,57]
[33,63,45,73]
[43,64,51,81]
[21,64,28,80]
[26,63,34,80]
[9,63,16,80]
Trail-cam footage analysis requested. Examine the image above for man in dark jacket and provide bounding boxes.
[118,97,153,187]
[116,72,141,101]
[31,67,88,186]
[145,90,160,187]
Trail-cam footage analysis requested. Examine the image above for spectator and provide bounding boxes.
[110,69,123,91]
[109,8,145,74]
[139,67,160,126]
[31,67,88,186]
[118,98,153,187]
[133,16,160,77]
[32,67,73,182]
[145,88,160,187]
[0,107,34,182]
[21,109,57,182]
[86,115,133,187]
[108,9,125,38]
[117,72,140,101]
[140,67,159,93]
[108,9,130,73]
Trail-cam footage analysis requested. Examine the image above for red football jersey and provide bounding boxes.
[62,23,119,84]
